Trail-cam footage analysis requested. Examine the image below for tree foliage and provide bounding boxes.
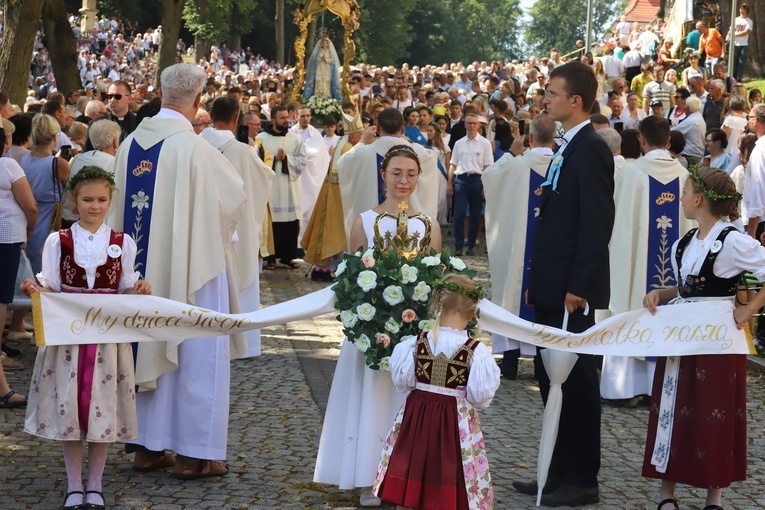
[526,0,626,57]
[354,0,415,65]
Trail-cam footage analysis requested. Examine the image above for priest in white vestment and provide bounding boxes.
[337,107,439,249]
[257,106,307,267]
[601,116,693,405]
[289,106,330,246]
[106,64,247,477]
[201,95,275,358]
[483,116,556,378]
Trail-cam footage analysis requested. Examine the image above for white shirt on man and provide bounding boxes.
[735,17,753,46]
[451,133,493,176]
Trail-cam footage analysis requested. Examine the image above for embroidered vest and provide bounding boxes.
[59,229,123,294]
[675,226,740,298]
[414,332,480,389]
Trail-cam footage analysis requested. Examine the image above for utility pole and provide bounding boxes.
[585,0,594,50]
[727,0,736,80]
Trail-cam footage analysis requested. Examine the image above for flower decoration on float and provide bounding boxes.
[332,203,477,371]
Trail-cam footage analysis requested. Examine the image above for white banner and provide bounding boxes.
[31,288,754,357]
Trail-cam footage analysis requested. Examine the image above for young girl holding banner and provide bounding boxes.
[643,166,762,510]
[21,167,151,510]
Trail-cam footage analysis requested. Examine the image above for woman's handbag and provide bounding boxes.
[49,157,64,231]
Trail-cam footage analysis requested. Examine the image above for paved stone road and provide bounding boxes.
[2,248,764,509]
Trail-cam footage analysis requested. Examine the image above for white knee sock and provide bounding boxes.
[62,441,84,506]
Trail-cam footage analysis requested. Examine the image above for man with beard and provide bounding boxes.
[257,105,307,269]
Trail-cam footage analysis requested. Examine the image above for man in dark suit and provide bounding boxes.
[85,80,139,151]
[512,61,615,507]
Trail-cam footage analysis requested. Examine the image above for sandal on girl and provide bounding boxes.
[703,506,724,510]
[0,353,25,371]
[0,390,27,409]
[264,262,276,270]
[62,490,84,510]
[83,490,105,510]
[657,499,679,510]
[172,457,228,480]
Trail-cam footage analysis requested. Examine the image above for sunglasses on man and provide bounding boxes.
[105,93,124,100]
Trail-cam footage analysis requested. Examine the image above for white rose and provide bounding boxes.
[335,259,347,276]
[418,319,435,332]
[356,302,377,321]
[340,310,358,328]
[449,256,467,271]
[399,334,418,344]
[384,317,401,334]
[421,256,441,267]
[357,270,378,292]
[400,264,419,284]
[382,285,405,306]
[378,356,392,372]
[355,333,371,353]
[412,281,431,302]
[362,247,375,259]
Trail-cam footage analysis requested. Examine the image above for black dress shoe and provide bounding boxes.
[511,480,559,496]
[540,485,599,507]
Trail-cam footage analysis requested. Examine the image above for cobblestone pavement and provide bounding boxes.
[2,245,765,509]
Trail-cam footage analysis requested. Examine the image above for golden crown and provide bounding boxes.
[372,202,432,260]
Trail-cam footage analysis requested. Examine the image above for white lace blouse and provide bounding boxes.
[670,220,765,284]
[38,222,141,292]
[390,326,501,408]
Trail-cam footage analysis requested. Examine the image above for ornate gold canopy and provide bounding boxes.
[292,0,360,103]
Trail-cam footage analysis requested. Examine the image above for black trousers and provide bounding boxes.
[267,220,299,264]
[533,306,601,488]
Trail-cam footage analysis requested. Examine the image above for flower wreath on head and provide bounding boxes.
[687,164,742,202]
[332,248,477,371]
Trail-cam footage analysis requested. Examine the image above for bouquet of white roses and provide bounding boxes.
[305,95,342,119]
[332,248,475,371]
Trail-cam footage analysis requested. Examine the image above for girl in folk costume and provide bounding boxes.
[643,167,761,510]
[313,146,442,507]
[374,274,501,510]
[21,167,151,510]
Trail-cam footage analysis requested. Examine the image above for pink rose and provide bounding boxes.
[459,427,468,442]
[475,455,489,476]
[464,462,475,480]
[375,333,391,348]
[401,309,417,323]
[362,254,376,268]
[476,437,485,450]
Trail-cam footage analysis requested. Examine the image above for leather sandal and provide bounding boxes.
[657,499,679,510]
[172,457,228,480]
[0,389,27,409]
[132,451,176,472]
[702,506,724,510]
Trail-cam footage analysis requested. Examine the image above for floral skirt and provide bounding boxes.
[25,343,137,442]
[642,354,747,488]
[374,389,493,510]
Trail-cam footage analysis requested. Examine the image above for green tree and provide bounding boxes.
[355,0,415,65]
[526,0,626,57]
[406,0,463,66]
[0,0,46,105]
[456,0,524,62]
[43,0,81,98]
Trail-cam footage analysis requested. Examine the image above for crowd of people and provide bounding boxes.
[0,5,763,510]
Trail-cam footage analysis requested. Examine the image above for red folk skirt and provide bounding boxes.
[377,389,469,510]
[642,354,748,488]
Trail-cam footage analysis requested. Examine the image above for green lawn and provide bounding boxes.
[744,78,765,92]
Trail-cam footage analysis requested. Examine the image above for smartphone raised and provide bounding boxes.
[60,144,72,161]
[236,124,250,143]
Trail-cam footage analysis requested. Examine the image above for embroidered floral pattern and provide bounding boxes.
[130,190,150,268]
[652,214,674,288]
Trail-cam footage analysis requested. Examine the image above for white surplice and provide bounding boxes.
[200,127,275,357]
[600,150,693,399]
[482,149,552,356]
[107,108,246,459]
[313,209,430,489]
[257,129,307,223]
[290,124,330,245]
[337,136,438,250]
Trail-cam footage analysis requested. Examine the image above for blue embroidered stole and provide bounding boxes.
[519,171,546,321]
[646,176,681,360]
[123,139,164,274]
[376,153,385,204]
[123,138,163,366]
